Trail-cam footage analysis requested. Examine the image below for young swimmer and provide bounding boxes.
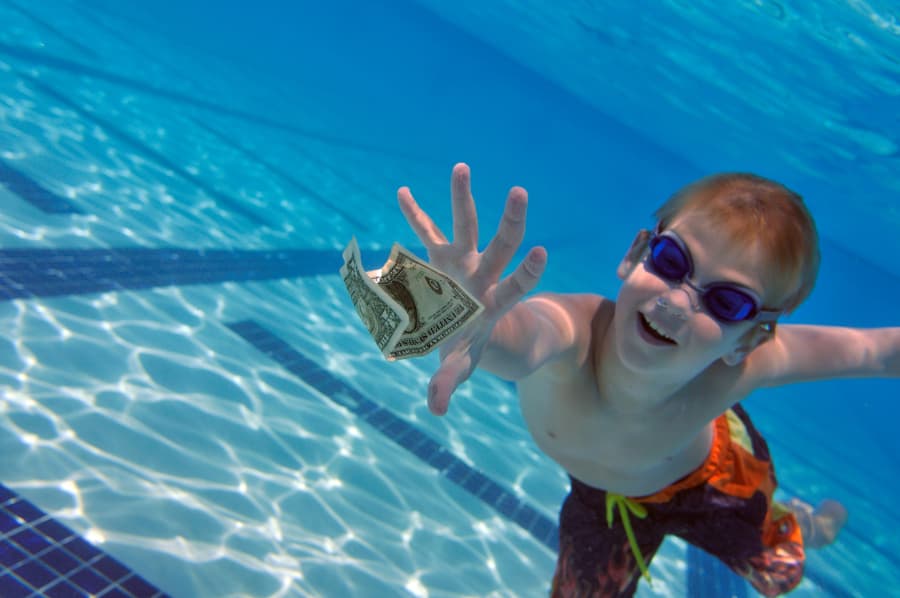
[396,163,895,597]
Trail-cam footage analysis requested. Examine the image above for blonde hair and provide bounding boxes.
[654,173,820,313]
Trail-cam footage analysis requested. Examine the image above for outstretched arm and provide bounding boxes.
[398,163,559,414]
[748,323,900,388]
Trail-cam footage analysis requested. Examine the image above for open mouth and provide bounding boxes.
[639,312,677,345]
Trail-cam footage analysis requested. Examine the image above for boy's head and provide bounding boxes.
[653,173,820,314]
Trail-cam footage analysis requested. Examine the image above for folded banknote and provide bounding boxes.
[340,238,484,360]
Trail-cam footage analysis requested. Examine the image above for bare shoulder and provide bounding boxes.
[526,291,609,312]
[524,291,615,360]
[525,292,612,330]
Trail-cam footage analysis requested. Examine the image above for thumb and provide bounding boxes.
[427,349,474,416]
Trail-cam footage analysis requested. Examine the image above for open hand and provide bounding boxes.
[398,163,547,415]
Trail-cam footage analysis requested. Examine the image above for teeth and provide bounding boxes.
[645,315,674,341]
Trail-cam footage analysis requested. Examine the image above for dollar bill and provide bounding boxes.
[340,237,484,360]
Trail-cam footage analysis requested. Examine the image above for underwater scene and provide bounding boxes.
[1,1,899,596]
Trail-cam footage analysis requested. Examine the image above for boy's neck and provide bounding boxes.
[594,318,696,414]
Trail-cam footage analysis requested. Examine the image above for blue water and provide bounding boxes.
[1,0,898,596]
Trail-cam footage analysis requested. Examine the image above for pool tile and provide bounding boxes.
[11,527,53,554]
[16,560,58,589]
[0,573,31,597]
[121,573,161,597]
[36,518,77,543]
[7,498,45,523]
[70,567,110,593]
[94,555,131,582]
[0,540,28,567]
[0,484,169,597]
[0,247,342,302]
[45,579,87,597]
[41,547,79,575]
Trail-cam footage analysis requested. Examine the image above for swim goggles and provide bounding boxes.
[645,228,781,326]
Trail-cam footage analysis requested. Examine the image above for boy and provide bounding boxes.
[396,163,891,597]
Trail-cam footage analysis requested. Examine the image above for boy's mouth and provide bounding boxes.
[638,312,678,345]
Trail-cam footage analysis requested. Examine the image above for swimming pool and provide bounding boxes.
[1,0,898,596]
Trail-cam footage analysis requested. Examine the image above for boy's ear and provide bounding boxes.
[722,322,777,366]
[617,229,652,280]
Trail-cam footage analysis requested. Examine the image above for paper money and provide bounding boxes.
[340,238,484,360]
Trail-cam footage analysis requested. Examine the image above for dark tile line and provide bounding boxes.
[226,319,561,552]
[189,118,370,231]
[0,41,430,164]
[1,0,101,61]
[0,483,169,597]
[17,72,272,228]
[0,158,82,214]
[0,246,341,301]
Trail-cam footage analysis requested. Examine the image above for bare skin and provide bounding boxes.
[789,499,849,548]
[398,163,899,546]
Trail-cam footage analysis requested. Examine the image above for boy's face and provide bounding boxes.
[613,212,772,376]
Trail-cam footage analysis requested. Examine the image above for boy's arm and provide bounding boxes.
[479,293,587,380]
[749,324,900,387]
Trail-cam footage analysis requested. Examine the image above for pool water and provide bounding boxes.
[1,1,898,596]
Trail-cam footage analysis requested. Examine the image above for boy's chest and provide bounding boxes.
[517,366,715,495]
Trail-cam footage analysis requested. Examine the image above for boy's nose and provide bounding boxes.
[649,294,690,337]
[659,286,697,315]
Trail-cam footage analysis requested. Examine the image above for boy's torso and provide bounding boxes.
[516,294,745,497]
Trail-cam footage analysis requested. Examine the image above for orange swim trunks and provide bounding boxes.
[551,404,804,597]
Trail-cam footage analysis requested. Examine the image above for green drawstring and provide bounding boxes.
[605,493,652,583]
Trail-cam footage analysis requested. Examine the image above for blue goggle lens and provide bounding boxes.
[648,235,760,323]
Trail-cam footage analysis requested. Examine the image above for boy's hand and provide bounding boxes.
[398,163,547,415]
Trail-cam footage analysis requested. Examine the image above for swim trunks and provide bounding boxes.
[551,404,804,597]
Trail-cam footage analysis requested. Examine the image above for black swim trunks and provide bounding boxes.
[551,405,804,597]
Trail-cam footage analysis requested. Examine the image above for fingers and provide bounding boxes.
[479,186,528,281]
[427,346,475,416]
[492,246,547,313]
[450,163,479,251]
[398,186,448,250]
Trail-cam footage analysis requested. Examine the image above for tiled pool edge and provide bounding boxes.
[0,247,341,301]
[0,484,168,597]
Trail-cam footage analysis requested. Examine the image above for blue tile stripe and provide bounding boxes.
[686,545,748,598]
[0,159,82,214]
[0,246,342,301]
[0,483,168,597]
[226,319,561,552]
